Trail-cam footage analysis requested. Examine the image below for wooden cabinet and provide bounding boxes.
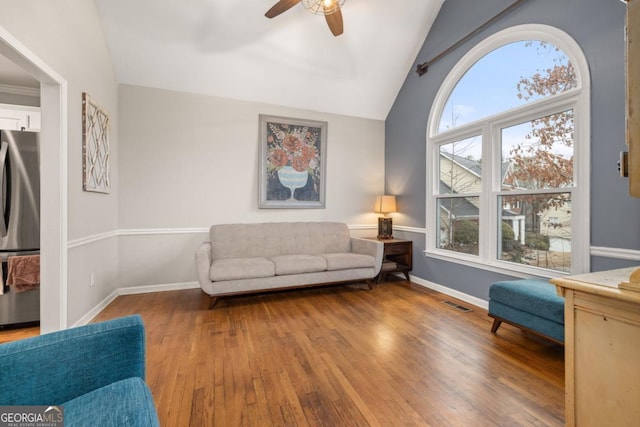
[551,268,640,426]
[366,238,412,283]
[0,104,40,132]
[625,0,640,197]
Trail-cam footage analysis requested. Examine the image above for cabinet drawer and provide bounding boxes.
[385,244,409,255]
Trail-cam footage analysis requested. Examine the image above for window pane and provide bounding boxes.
[437,197,480,255]
[498,193,571,272]
[439,136,482,195]
[438,41,577,133]
[501,110,574,191]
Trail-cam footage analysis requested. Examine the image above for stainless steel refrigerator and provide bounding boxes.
[0,129,40,328]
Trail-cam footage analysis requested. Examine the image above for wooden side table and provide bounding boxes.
[365,238,412,283]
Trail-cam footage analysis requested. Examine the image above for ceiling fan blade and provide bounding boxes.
[324,6,343,36]
[265,0,301,18]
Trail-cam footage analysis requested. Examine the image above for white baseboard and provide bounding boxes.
[73,281,200,327]
[409,275,489,310]
[116,281,200,296]
[71,290,119,328]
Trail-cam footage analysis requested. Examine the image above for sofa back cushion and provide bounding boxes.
[209,222,351,259]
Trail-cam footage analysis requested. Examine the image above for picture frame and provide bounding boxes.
[82,92,111,193]
[258,114,327,208]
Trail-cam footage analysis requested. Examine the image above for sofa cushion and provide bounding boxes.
[322,253,375,271]
[489,300,564,342]
[63,377,160,427]
[210,257,275,281]
[270,255,327,275]
[210,222,351,259]
[489,279,564,324]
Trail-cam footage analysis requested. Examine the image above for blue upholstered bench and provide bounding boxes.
[488,278,565,344]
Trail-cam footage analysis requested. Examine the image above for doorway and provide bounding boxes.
[0,26,67,333]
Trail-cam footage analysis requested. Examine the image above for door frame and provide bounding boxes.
[0,26,68,332]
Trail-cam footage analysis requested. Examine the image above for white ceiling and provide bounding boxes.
[94,0,444,120]
[0,54,39,89]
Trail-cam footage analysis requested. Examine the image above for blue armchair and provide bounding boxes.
[0,315,159,426]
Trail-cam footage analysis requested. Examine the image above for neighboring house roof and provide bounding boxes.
[501,162,513,186]
[440,151,481,177]
[439,181,524,220]
[438,153,528,220]
[438,182,479,218]
[440,151,513,185]
[501,208,521,217]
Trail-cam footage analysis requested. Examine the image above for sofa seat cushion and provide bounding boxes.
[63,377,160,427]
[270,255,327,275]
[489,279,564,324]
[210,257,275,281]
[322,253,375,271]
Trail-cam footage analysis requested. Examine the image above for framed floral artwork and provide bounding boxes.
[259,114,327,208]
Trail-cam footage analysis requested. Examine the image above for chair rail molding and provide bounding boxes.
[590,246,640,261]
[69,228,640,264]
[69,225,383,248]
[68,230,118,249]
[118,227,209,236]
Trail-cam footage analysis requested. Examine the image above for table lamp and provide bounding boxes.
[374,195,397,239]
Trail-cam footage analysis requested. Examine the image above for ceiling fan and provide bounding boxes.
[265,0,345,37]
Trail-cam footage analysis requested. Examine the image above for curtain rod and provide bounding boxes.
[416,0,527,76]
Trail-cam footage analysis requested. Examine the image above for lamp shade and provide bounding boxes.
[374,195,397,214]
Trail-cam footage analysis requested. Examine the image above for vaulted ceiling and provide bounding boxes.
[0,1,444,120]
[94,0,444,120]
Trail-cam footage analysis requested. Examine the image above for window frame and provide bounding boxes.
[425,24,590,278]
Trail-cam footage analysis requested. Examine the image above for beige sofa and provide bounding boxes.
[195,222,384,308]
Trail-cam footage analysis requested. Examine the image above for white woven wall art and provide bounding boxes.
[82,92,111,193]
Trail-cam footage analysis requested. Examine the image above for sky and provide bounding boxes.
[439,40,573,133]
[438,40,575,162]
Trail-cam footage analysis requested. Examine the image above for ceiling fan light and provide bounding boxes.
[301,0,344,15]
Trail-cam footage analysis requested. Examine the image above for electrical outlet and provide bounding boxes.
[90,272,96,287]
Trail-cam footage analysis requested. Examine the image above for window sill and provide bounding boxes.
[422,249,569,280]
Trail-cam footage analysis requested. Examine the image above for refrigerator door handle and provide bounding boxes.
[0,140,9,237]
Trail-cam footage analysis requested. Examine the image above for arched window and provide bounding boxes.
[426,25,590,276]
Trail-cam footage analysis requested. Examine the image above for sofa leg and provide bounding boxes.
[208,297,219,310]
[365,281,373,290]
[491,318,502,333]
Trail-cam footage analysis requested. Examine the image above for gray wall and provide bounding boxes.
[117,84,385,289]
[386,0,639,301]
[1,4,385,324]
[0,0,120,326]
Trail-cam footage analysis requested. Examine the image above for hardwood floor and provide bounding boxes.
[0,325,39,344]
[91,280,564,426]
